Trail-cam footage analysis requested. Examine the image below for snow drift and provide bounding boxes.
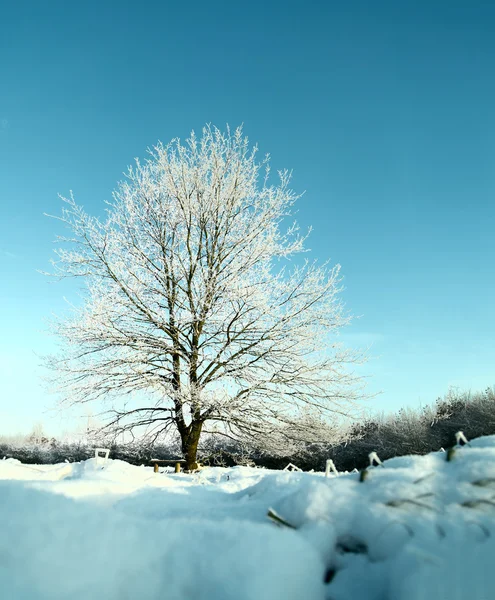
[0,435,493,599]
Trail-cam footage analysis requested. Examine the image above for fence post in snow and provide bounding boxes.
[95,448,110,466]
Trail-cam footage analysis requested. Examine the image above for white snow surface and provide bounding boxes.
[1,437,494,599]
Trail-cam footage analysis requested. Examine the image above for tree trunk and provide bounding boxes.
[180,420,203,471]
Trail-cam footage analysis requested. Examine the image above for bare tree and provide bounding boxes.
[45,125,365,469]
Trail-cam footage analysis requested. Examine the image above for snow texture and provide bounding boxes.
[0,435,494,599]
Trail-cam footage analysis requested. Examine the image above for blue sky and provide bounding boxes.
[1,0,494,435]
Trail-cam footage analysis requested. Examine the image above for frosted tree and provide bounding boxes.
[46,125,365,469]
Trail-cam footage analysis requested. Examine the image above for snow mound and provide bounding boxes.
[0,483,324,600]
[0,434,494,599]
[271,436,495,599]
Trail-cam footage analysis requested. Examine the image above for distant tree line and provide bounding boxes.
[2,387,494,470]
[289,386,495,472]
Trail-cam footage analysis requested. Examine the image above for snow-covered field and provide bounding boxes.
[1,437,494,600]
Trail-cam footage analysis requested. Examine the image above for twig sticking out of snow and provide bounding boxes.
[446,447,456,462]
[471,478,495,488]
[267,508,296,529]
[455,431,470,446]
[466,521,491,540]
[368,452,383,467]
[336,534,368,555]
[461,498,495,510]
[325,459,338,478]
[446,432,471,462]
[283,463,302,472]
[385,498,438,512]
[416,492,435,499]
[413,473,434,485]
[358,452,384,482]
[435,524,446,539]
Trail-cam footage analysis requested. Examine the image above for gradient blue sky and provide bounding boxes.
[1,1,494,435]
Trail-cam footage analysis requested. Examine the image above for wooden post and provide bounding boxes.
[175,462,181,473]
[154,463,159,473]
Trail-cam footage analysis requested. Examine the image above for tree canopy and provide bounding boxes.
[46,125,365,468]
